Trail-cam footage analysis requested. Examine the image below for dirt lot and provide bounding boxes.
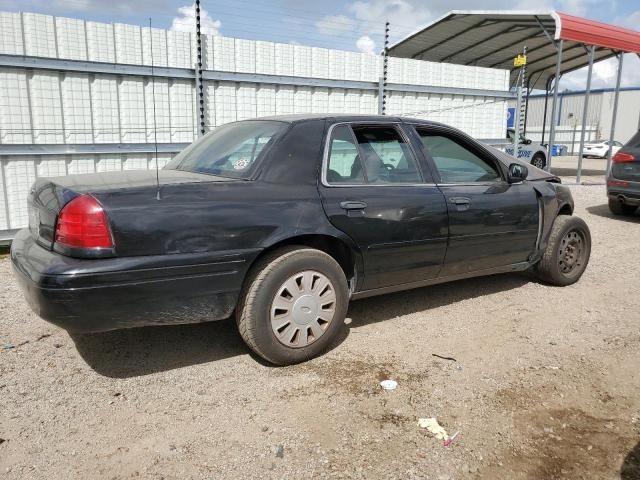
[1,182,639,480]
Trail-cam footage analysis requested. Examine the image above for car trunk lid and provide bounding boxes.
[27,169,234,250]
[611,158,640,182]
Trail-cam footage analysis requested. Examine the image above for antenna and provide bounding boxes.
[149,17,161,201]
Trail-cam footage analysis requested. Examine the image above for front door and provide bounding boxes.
[413,126,540,277]
[318,122,448,291]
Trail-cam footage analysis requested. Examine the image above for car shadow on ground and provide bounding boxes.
[586,204,640,223]
[347,272,530,328]
[71,318,248,378]
[72,272,532,378]
[621,441,640,479]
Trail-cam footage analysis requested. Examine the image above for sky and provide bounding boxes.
[0,0,639,90]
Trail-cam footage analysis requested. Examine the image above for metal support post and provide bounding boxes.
[576,45,595,184]
[518,46,527,135]
[540,76,552,145]
[380,21,390,115]
[513,82,522,159]
[195,0,206,136]
[607,52,624,171]
[547,39,564,171]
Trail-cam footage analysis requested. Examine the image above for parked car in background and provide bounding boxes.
[12,115,591,365]
[607,131,640,216]
[582,140,623,159]
[504,128,548,169]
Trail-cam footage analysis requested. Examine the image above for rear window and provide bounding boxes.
[166,121,287,179]
[625,131,640,149]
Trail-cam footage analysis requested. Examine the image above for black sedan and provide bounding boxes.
[11,115,591,365]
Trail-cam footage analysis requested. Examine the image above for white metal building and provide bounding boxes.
[0,11,513,236]
[518,87,640,151]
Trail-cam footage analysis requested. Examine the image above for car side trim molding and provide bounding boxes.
[351,261,532,300]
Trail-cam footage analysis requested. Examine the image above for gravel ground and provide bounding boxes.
[1,184,639,480]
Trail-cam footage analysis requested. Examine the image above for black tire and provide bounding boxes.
[236,246,349,365]
[535,215,591,286]
[608,198,637,216]
[531,153,546,169]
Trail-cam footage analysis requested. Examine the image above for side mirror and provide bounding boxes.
[508,163,528,183]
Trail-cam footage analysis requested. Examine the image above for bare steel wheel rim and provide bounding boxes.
[558,229,586,275]
[270,270,336,348]
[532,155,545,169]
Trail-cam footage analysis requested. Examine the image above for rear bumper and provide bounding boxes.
[607,179,640,206]
[11,229,259,333]
[608,192,640,206]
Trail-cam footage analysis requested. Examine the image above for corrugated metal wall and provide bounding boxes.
[0,11,512,233]
[520,89,640,147]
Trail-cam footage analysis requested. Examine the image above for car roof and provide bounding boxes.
[251,113,441,126]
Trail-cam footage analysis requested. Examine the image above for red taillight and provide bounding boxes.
[55,195,113,249]
[612,152,635,163]
[608,179,630,187]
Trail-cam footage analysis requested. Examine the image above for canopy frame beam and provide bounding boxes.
[607,52,624,171]
[547,39,564,171]
[576,45,595,184]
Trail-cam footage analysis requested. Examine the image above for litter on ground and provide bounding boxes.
[418,417,448,440]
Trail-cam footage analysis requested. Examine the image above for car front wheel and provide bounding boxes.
[237,247,349,365]
[535,215,591,286]
[531,153,546,169]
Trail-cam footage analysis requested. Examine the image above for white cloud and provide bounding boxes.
[347,0,434,41]
[615,9,640,30]
[356,35,376,54]
[561,53,640,90]
[170,3,221,36]
[315,15,355,35]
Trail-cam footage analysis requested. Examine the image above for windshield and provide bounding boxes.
[165,121,287,179]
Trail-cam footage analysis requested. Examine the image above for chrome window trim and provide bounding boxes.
[320,121,433,188]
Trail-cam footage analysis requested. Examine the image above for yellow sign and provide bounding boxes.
[514,55,527,67]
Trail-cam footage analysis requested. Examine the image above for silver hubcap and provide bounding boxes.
[270,271,336,348]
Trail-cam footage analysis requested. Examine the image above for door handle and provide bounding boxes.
[340,201,367,210]
[448,196,471,212]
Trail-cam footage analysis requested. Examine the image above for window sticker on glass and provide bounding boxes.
[233,158,250,170]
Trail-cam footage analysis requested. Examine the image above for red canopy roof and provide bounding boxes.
[558,13,640,53]
[387,11,640,89]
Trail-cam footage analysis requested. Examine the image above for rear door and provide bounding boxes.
[413,125,540,276]
[318,122,448,291]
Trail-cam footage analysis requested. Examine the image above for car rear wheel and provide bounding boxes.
[531,153,546,169]
[236,247,349,365]
[608,198,637,216]
[535,215,591,286]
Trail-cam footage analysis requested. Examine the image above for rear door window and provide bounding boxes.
[326,125,365,184]
[325,124,423,185]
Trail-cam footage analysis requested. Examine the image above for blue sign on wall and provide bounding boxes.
[507,107,515,129]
